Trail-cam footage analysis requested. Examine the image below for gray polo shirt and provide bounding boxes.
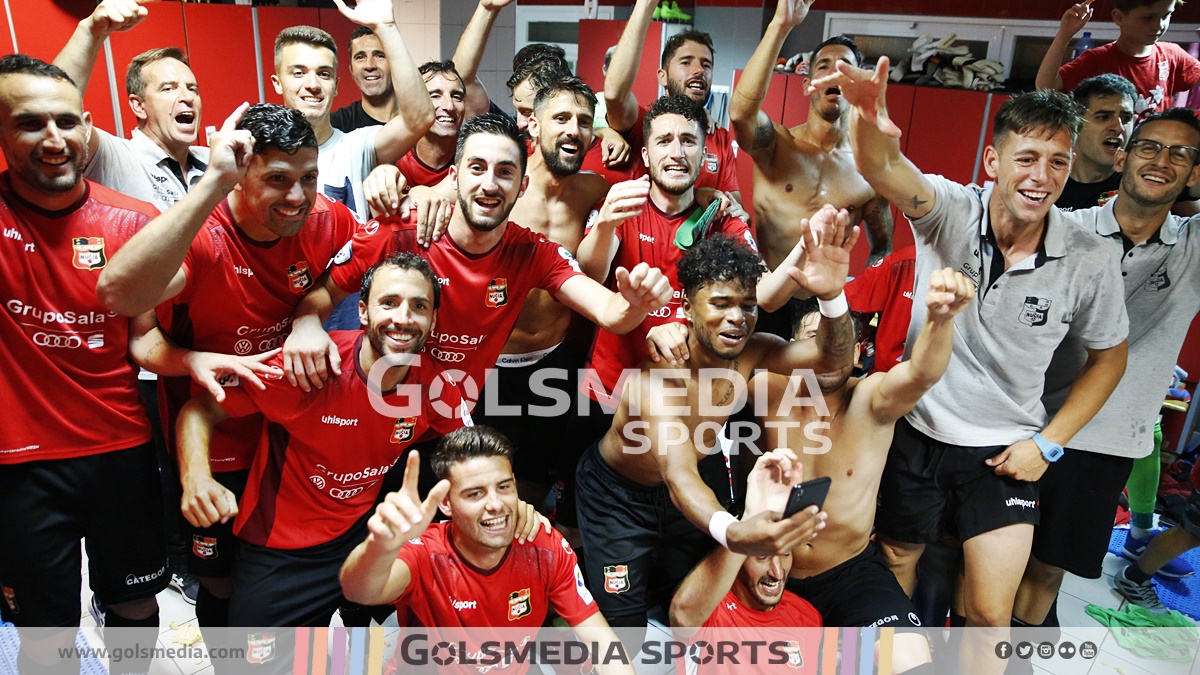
[1043,199,1200,458]
[904,175,1128,447]
[85,128,208,213]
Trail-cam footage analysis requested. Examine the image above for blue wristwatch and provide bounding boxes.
[1032,433,1064,463]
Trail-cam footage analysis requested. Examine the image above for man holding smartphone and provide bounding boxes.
[756,270,974,674]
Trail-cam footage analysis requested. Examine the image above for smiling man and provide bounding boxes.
[1057,74,1138,211]
[820,63,1128,675]
[330,26,398,132]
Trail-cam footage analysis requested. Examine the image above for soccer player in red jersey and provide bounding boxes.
[604,0,740,202]
[671,450,822,675]
[282,111,672,398]
[175,252,471,630]
[844,245,917,374]
[392,60,466,189]
[0,54,167,675]
[97,103,359,629]
[341,426,635,675]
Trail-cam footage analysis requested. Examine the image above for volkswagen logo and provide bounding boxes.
[234,339,253,355]
[33,332,82,348]
[430,348,467,363]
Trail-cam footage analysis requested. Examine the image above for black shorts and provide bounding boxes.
[755,298,803,339]
[877,417,1040,544]
[186,469,250,578]
[228,515,370,628]
[0,444,168,627]
[574,441,729,617]
[473,343,589,526]
[785,543,923,630]
[1032,449,1134,578]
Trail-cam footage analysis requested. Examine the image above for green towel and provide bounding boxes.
[674,200,723,251]
[1085,603,1198,662]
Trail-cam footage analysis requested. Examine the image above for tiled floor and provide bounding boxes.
[72,548,1199,675]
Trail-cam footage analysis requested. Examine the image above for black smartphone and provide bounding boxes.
[782,476,832,517]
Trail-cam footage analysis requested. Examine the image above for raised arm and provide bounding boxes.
[334,0,434,164]
[96,105,254,316]
[811,58,937,220]
[603,0,657,132]
[868,269,973,423]
[730,0,813,163]
[576,176,650,280]
[554,262,671,335]
[861,194,894,266]
[451,0,515,119]
[340,451,450,606]
[1036,1,1094,91]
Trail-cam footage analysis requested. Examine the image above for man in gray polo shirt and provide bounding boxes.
[817,63,1128,675]
[53,0,207,213]
[1014,108,1200,637]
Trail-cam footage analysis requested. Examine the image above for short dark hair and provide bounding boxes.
[533,76,598,116]
[810,35,864,69]
[348,26,375,55]
[513,43,567,73]
[419,59,464,87]
[1131,107,1200,146]
[1114,0,1184,11]
[507,53,570,94]
[993,90,1083,148]
[455,112,528,176]
[642,95,707,144]
[1073,74,1138,110]
[359,251,440,310]
[126,47,188,98]
[661,29,714,69]
[792,298,862,341]
[238,104,318,155]
[678,235,764,300]
[275,26,337,71]
[431,426,514,480]
[0,54,76,88]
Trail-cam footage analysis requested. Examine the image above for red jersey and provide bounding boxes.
[683,590,821,675]
[585,202,756,398]
[0,176,155,463]
[330,214,583,393]
[1060,42,1200,116]
[395,523,597,675]
[844,245,916,374]
[219,331,467,549]
[156,195,359,472]
[396,148,451,189]
[623,107,741,194]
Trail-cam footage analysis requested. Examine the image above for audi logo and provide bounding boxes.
[648,306,673,318]
[329,486,364,500]
[34,332,83,348]
[430,348,467,363]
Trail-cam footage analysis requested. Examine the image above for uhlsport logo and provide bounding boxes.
[392,417,417,444]
[486,278,509,308]
[508,588,532,621]
[603,565,629,594]
[71,237,107,270]
[287,261,313,292]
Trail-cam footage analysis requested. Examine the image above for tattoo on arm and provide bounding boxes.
[817,311,855,361]
[751,119,776,151]
[907,195,928,210]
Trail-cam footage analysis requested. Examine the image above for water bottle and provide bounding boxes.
[1072,31,1094,60]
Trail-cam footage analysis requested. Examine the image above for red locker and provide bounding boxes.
[577,19,624,97]
[258,6,322,107]
[181,3,259,133]
[732,69,788,125]
[905,87,990,186]
[781,73,810,129]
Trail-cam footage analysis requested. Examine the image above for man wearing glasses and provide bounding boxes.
[1015,107,1200,639]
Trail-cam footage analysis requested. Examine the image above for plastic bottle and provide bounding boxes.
[1072,31,1093,60]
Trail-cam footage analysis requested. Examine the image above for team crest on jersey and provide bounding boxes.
[1018,296,1051,327]
[486,278,509,308]
[391,417,417,444]
[704,152,718,173]
[603,565,629,594]
[508,588,532,621]
[192,535,218,559]
[246,633,275,664]
[1145,267,1171,292]
[287,262,313,292]
[780,641,804,669]
[3,586,17,614]
[71,237,107,270]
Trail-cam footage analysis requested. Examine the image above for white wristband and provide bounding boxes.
[818,291,849,318]
[708,511,738,548]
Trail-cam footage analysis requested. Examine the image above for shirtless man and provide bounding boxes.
[731,1,892,335]
[759,271,973,673]
[576,209,856,643]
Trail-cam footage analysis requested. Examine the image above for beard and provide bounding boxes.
[667,78,710,104]
[456,191,513,232]
[541,137,586,177]
[648,160,698,196]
